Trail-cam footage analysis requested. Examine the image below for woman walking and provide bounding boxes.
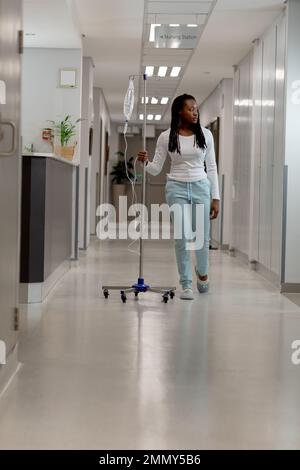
[137,94,220,300]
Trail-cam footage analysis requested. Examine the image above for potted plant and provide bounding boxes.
[110,151,135,214]
[48,115,82,160]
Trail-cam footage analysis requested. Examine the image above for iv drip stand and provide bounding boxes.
[102,74,176,303]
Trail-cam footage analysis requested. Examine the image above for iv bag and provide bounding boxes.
[123,78,135,122]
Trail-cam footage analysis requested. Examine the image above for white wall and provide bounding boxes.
[21,48,82,163]
[78,56,94,249]
[232,11,286,283]
[232,51,253,258]
[282,0,300,286]
[109,122,119,169]
[105,122,120,206]
[90,87,101,235]
[98,90,111,208]
[79,60,112,247]
[90,87,111,234]
[199,78,233,247]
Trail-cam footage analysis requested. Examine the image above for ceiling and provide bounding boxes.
[75,0,286,125]
[24,0,286,125]
[135,1,216,123]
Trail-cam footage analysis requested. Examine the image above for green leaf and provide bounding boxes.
[47,115,82,146]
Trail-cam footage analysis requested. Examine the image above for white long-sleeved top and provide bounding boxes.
[145,126,220,200]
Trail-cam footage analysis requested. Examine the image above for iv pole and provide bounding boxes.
[102,74,176,303]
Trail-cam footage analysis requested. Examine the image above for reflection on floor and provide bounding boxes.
[0,237,300,450]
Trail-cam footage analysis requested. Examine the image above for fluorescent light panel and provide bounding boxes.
[140,114,161,121]
[151,97,158,104]
[161,97,169,104]
[149,23,161,42]
[158,66,168,77]
[170,66,181,77]
[145,66,154,77]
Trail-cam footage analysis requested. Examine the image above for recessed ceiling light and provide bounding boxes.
[151,97,158,104]
[139,114,144,120]
[141,97,149,104]
[187,24,198,27]
[149,23,161,42]
[158,66,168,77]
[147,114,154,120]
[25,32,36,36]
[169,24,180,27]
[170,66,181,77]
[145,66,154,77]
[155,115,162,121]
[161,97,169,104]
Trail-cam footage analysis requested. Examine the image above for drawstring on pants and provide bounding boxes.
[187,182,193,203]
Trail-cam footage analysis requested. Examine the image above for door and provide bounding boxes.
[0,0,22,357]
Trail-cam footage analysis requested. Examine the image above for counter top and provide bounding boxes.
[23,152,79,167]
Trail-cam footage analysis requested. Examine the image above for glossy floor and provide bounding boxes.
[0,238,300,449]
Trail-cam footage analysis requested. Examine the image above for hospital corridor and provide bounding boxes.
[1,0,300,458]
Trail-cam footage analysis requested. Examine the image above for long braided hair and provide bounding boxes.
[168,93,207,154]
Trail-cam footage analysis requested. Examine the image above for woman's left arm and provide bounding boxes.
[205,130,220,219]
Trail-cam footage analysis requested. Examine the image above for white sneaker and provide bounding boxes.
[180,288,194,300]
[195,267,210,293]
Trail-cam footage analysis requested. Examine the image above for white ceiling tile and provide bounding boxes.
[147,1,214,15]
[153,14,208,24]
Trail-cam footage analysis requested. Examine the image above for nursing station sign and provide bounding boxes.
[154,25,200,49]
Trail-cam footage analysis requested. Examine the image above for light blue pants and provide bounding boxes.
[165,178,211,290]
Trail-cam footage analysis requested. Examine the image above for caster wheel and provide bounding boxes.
[121,295,127,303]
[103,289,109,299]
[135,291,139,297]
[170,291,175,299]
[163,295,169,303]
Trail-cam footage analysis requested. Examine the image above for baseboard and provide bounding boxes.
[255,261,280,288]
[281,283,300,293]
[210,241,229,251]
[0,344,20,399]
[234,248,249,265]
[231,248,280,288]
[19,260,70,304]
[210,238,220,248]
[220,243,229,251]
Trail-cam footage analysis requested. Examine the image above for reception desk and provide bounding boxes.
[20,153,79,303]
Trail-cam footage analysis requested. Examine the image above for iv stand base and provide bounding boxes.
[102,278,176,303]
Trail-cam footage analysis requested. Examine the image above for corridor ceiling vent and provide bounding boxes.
[137,0,217,122]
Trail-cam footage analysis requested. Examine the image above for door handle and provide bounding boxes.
[0,118,18,157]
